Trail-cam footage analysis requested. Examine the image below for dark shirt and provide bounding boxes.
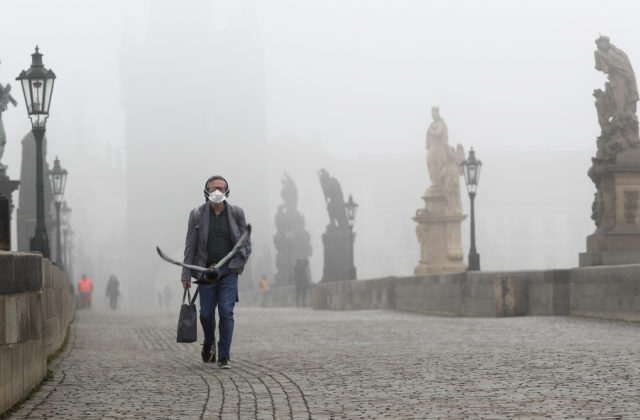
[207,205,233,266]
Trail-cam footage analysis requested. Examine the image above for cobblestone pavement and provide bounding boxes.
[9,308,640,419]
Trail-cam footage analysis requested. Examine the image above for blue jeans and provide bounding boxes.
[198,267,238,360]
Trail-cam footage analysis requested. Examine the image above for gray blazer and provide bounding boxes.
[181,202,251,281]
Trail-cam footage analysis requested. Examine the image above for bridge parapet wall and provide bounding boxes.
[240,265,640,323]
[570,264,640,322]
[0,251,75,414]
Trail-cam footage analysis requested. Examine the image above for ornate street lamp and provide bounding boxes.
[16,46,56,258]
[345,194,358,227]
[344,194,358,279]
[66,227,75,289]
[461,147,482,271]
[61,200,71,269]
[49,156,67,267]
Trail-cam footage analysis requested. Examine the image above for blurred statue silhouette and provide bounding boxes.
[0,60,18,171]
[273,173,312,285]
[318,168,348,229]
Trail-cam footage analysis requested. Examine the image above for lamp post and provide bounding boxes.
[345,194,358,279]
[61,200,71,269]
[67,227,75,284]
[461,147,482,271]
[16,46,56,258]
[49,156,67,267]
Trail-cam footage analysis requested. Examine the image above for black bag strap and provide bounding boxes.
[181,287,199,305]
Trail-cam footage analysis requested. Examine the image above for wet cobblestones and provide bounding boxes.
[9,308,640,418]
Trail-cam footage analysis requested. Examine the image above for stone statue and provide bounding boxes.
[273,173,312,286]
[280,172,297,211]
[318,168,356,281]
[581,37,640,266]
[318,168,348,228]
[0,61,18,171]
[425,107,465,214]
[592,36,640,162]
[595,36,638,115]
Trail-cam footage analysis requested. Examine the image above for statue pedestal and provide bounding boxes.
[413,187,466,275]
[580,149,640,266]
[321,225,356,282]
[0,168,20,251]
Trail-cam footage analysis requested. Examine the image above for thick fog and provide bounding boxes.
[1,0,636,307]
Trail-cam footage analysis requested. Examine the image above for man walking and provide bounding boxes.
[182,175,251,368]
[105,274,120,310]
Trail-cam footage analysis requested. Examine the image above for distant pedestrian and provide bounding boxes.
[294,258,310,306]
[181,175,251,369]
[259,274,269,293]
[163,285,173,309]
[105,274,120,310]
[77,273,93,309]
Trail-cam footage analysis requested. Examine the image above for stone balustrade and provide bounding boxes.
[0,251,75,414]
[239,265,640,323]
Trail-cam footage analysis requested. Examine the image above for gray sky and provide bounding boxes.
[2,0,638,295]
[3,0,638,162]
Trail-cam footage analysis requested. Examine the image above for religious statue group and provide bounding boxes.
[424,106,465,216]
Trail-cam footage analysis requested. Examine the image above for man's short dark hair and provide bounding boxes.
[205,175,228,190]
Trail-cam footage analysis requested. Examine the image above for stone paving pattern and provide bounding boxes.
[8,308,640,419]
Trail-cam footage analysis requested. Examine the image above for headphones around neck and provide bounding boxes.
[203,175,230,201]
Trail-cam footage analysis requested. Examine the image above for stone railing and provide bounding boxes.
[0,251,75,414]
[240,265,640,323]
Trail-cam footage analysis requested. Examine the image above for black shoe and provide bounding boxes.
[218,357,230,369]
[201,344,215,363]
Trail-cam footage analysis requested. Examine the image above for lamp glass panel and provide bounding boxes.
[51,172,62,194]
[463,164,471,186]
[31,79,44,113]
[20,78,32,111]
[43,77,54,114]
[469,166,477,185]
[60,171,67,195]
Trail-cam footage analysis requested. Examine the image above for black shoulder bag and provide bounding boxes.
[177,288,198,343]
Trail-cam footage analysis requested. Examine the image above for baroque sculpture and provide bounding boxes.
[0,60,20,250]
[425,107,465,214]
[0,61,18,171]
[414,107,466,275]
[318,168,356,281]
[273,173,312,286]
[592,35,639,164]
[581,36,640,266]
[319,168,349,229]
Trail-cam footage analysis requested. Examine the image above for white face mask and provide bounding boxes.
[209,189,227,204]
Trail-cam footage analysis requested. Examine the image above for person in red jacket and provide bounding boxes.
[77,273,93,309]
